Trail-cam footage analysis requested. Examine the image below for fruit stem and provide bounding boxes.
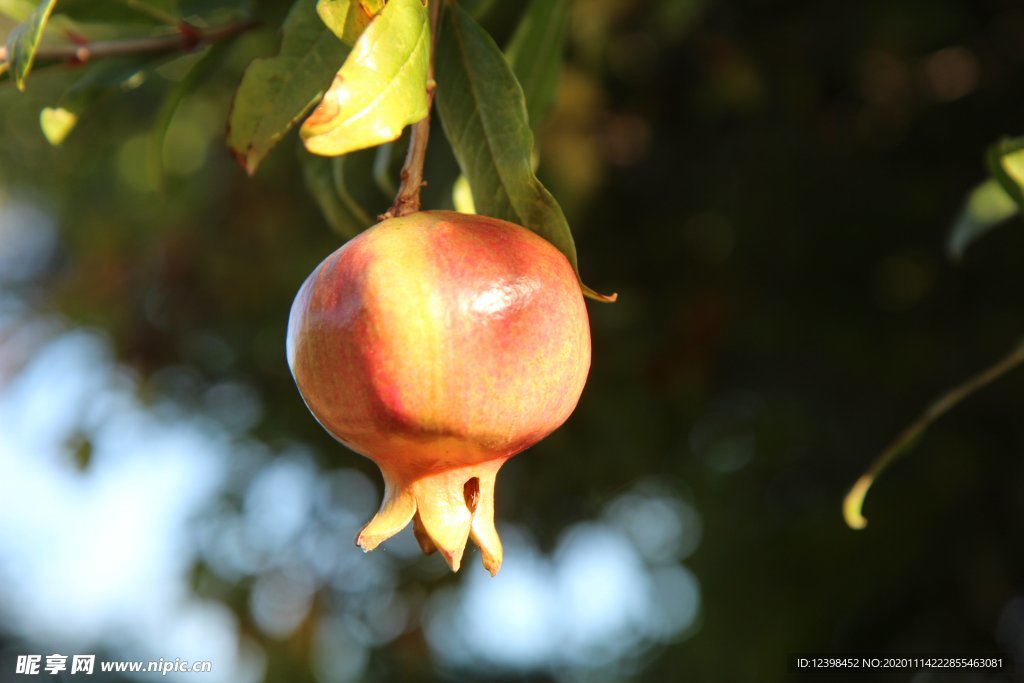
[385,0,443,219]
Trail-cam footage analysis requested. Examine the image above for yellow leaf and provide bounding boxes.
[301,0,430,157]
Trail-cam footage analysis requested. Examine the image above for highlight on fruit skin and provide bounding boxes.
[286,211,592,574]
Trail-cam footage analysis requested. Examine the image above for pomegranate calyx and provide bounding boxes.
[355,458,507,575]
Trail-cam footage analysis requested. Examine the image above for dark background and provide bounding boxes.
[2,0,1024,681]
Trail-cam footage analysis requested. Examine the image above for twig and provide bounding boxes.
[0,20,257,69]
[843,337,1024,530]
[384,0,443,219]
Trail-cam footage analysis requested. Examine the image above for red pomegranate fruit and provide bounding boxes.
[286,211,591,574]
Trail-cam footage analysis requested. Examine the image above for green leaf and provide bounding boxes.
[0,0,37,21]
[452,173,475,214]
[436,3,605,293]
[844,338,1024,530]
[460,0,495,20]
[317,0,381,44]
[300,0,430,158]
[48,0,186,24]
[55,0,180,24]
[5,0,58,91]
[449,0,568,210]
[299,148,372,239]
[121,0,178,23]
[38,56,154,146]
[150,45,226,187]
[226,0,352,175]
[506,0,570,130]
[372,140,397,197]
[987,136,1024,210]
[39,106,76,144]
[948,178,1019,260]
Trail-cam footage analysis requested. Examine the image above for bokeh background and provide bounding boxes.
[3,0,1024,681]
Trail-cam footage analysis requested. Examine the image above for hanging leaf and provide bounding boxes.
[5,0,58,91]
[451,0,568,213]
[986,136,1024,210]
[461,0,495,20]
[121,0,179,23]
[124,0,179,19]
[435,3,615,302]
[227,0,353,175]
[506,0,570,130]
[452,174,475,213]
[435,3,571,262]
[844,338,1024,530]
[317,0,382,45]
[372,141,397,197]
[150,45,226,187]
[300,0,430,158]
[947,178,1019,261]
[38,56,158,146]
[299,148,372,239]
[55,0,179,25]
[0,0,37,21]
[39,107,76,144]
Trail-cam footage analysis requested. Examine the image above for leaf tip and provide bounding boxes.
[581,283,617,303]
[228,145,259,176]
[40,106,77,146]
[843,474,872,530]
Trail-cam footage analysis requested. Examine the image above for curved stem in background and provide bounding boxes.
[385,0,443,219]
[844,337,1024,530]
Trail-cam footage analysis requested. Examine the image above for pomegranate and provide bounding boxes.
[287,211,591,574]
